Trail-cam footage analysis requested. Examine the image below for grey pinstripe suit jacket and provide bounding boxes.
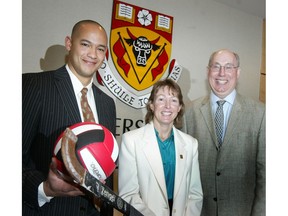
[22,66,116,216]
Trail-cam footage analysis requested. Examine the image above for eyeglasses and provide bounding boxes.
[209,64,238,73]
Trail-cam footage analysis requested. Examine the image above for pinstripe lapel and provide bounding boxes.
[54,67,81,123]
[200,97,218,147]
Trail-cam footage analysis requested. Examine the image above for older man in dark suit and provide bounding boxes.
[183,49,265,216]
[22,20,116,216]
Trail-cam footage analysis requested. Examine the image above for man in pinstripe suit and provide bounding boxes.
[22,20,116,216]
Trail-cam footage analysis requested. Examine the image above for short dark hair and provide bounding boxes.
[145,78,185,129]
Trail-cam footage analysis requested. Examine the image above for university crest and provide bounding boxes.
[97,0,182,109]
[111,0,173,91]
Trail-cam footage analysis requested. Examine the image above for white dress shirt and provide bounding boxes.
[38,65,99,207]
[210,90,236,139]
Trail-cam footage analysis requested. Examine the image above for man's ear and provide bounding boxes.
[236,67,241,79]
[65,36,72,51]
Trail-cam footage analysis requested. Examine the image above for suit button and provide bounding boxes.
[213,197,217,202]
[80,206,86,211]
[216,172,221,176]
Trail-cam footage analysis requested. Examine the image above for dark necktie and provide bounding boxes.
[81,88,95,122]
[215,100,226,146]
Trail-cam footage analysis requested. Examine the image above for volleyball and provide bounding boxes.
[53,122,118,180]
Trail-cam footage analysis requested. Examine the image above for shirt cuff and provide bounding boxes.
[38,182,53,207]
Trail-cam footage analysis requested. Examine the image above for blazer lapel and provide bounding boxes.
[173,128,187,198]
[200,97,218,147]
[54,66,81,123]
[223,94,243,146]
[142,123,167,198]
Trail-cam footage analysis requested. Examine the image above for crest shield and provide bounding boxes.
[110,0,173,91]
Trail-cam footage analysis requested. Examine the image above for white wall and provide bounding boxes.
[22,0,263,142]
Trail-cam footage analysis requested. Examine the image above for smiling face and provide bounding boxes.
[207,50,240,99]
[65,21,108,86]
[150,86,182,128]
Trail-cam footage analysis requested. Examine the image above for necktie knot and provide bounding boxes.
[217,100,226,107]
[81,87,88,95]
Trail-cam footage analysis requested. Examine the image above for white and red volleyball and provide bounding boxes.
[53,122,119,180]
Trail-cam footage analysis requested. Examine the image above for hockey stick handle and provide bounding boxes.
[61,128,143,216]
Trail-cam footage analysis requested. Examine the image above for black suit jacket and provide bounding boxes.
[22,66,116,216]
